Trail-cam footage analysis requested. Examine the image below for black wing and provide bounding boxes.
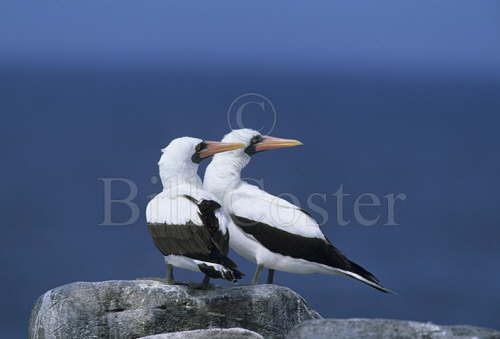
[231,214,390,293]
[147,196,235,269]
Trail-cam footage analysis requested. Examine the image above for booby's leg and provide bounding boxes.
[136,264,189,285]
[267,269,275,284]
[166,264,175,284]
[251,265,264,285]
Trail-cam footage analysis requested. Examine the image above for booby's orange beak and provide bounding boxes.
[254,136,303,152]
[199,141,245,159]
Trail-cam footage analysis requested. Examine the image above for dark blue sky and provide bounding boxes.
[1,1,499,73]
[2,1,500,338]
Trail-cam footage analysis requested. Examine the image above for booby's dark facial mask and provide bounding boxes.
[245,135,303,156]
[192,141,245,163]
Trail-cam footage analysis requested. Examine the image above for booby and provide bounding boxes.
[146,137,245,287]
[204,129,393,293]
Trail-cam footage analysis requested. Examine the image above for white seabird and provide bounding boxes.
[204,129,393,293]
[146,137,245,287]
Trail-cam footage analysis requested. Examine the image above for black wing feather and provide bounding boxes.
[147,196,234,268]
[231,214,385,290]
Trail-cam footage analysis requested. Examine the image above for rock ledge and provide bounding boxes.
[29,280,500,339]
[286,318,500,339]
[28,280,320,339]
[139,328,263,339]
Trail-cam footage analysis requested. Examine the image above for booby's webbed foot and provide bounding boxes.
[189,275,214,290]
[189,282,214,290]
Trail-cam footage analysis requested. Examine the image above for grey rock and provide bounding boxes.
[29,280,321,339]
[286,318,500,339]
[139,327,263,339]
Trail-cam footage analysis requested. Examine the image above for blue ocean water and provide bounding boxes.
[1,62,499,337]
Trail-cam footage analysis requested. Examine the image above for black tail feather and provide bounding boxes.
[198,263,245,283]
[346,259,380,284]
[325,243,394,293]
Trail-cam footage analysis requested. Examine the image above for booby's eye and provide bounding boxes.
[245,135,264,156]
[250,135,264,144]
[192,142,207,164]
[195,142,206,152]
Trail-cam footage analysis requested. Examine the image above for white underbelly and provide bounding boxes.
[228,222,260,263]
[261,251,343,275]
